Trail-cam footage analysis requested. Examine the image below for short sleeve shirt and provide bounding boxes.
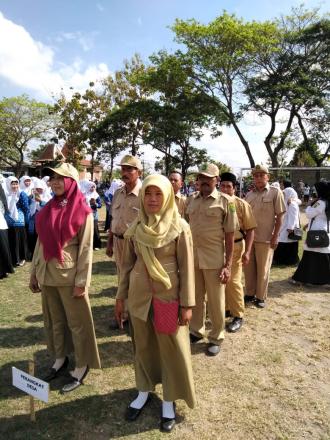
[186,188,238,269]
[233,195,257,240]
[111,180,141,235]
[175,192,187,218]
[245,184,286,243]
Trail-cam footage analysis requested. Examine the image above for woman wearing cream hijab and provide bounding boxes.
[115,174,196,433]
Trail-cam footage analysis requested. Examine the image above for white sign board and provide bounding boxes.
[12,367,49,403]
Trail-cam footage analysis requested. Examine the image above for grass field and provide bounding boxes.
[0,211,329,440]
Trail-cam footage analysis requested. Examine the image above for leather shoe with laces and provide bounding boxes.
[244,295,255,304]
[42,356,69,382]
[125,395,151,421]
[227,317,243,333]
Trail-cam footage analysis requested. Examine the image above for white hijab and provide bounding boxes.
[30,178,51,216]
[283,187,299,204]
[85,181,100,203]
[19,175,33,196]
[6,176,20,221]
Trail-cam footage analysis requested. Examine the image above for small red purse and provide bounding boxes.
[144,264,179,334]
[152,296,179,335]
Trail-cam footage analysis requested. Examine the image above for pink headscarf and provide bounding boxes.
[36,177,91,262]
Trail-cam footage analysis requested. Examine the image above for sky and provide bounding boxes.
[0,0,328,173]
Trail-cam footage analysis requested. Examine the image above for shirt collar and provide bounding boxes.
[197,188,218,199]
[253,183,270,193]
[124,179,142,196]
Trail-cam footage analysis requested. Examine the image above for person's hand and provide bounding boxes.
[179,307,192,326]
[242,251,250,266]
[219,267,231,284]
[106,244,113,258]
[115,299,125,329]
[34,192,41,202]
[270,235,279,249]
[73,286,86,298]
[29,273,41,293]
[303,224,308,231]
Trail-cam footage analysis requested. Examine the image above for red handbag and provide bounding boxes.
[144,264,179,334]
[152,296,179,335]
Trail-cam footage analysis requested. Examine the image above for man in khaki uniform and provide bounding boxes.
[187,163,238,356]
[168,170,187,218]
[106,155,142,327]
[244,165,286,308]
[220,172,257,332]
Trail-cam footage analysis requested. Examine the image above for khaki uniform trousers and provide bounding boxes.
[190,268,225,344]
[225,240,245,318]
[130,313,196,408]
[244,242,274,300]
[113,236,128,316]
[41,285,101,369]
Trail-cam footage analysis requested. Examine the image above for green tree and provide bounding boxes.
[172,12,280,167]
[101,54,151,156]
[0,95,55,176]
[53,82,110,171]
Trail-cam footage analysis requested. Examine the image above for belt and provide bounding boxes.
[234,237,244,243]
[113,233,124,239]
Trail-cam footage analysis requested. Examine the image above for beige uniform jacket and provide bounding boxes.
[245,185,286,243]
[186,189,239,269]
[233,195,257,240]
[175,192,187,218]
[116,226,195,322]
[31,213,93,287]
[111,181,141,235]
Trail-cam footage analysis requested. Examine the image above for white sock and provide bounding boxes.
[162,400,175,419]
[52,357,65,371]
[70,366,88,381]
[130,391,149,409]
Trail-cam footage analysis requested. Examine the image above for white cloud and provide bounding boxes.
[96,3,104,12]
[137,17,143,27]
[0,12,110,100]
[55,30,98,52]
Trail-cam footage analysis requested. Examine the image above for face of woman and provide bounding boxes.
[10,181,19,192]
[144,185,164,214]
[24,179,31,187]
[49,174,65,196]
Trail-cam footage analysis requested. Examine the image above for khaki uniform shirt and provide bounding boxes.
[111,180,142,235]
[31,213,93,287]
[233,195,257,240]
[245,184,286,243]
[175,192,187,218]
[116,226,195,322]
[186,189,239,269]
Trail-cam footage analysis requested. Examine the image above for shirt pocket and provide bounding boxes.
[205,205,223,222]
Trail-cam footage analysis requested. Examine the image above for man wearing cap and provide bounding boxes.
[186,163,238,356]
[244,165,286,308]
[220,172,257,332]
[106,155,142,328]
[168,170,187,218]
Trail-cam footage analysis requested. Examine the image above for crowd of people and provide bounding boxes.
[0,156,329,433]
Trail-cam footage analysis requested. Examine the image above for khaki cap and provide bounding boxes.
[198,163,219,178]
[119,155,142,171]
[252,164,269,175]
[46,162,80,182]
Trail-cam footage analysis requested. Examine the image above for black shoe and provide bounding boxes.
[227,317,243,333]
[60,366,89,393]
[189,333,203,344]
[109,319,129,330]
[244,295,255,304]
[42,356,69,382]
[125,395,151,421]
[206,343,221,356]
[255,299,266,308]
[160,403,176,433]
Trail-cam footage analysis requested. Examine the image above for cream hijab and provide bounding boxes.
[125,174,188,289]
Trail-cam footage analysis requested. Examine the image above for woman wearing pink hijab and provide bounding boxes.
[29,163,101,393]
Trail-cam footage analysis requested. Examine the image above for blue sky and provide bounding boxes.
[0,0,328,169]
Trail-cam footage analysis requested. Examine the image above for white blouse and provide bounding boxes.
[304,200,330,254]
